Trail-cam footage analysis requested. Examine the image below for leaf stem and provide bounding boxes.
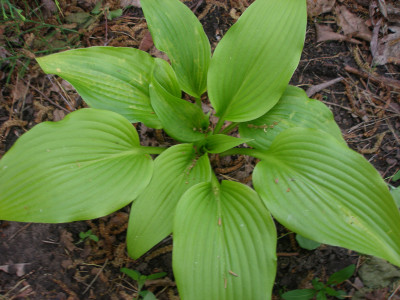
[214,118,225,134]
[219,147,267,160]
[221,122,239,134]
[195,97,202,109]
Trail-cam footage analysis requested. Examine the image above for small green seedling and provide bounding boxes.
[121,268,166,300]
[282,264,355,300]
[77,230,99,244]
[1,0,400,299]
[1,0,25,20]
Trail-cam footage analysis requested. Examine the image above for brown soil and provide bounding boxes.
[1,0,400,299]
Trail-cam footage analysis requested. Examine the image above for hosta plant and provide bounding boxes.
[1,0,400,299]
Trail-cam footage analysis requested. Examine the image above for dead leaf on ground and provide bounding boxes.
[139,30,154,52]
[53,109,66,121]
[307,0,336,17]
[60,229,78,252]
[316,23,361,44]
[0,263,32,276]
[372,26,400,65]
[11,80,29,102]
[120,0,141,8]
[41,0,57,17]
[336,5,372,42]
[387,3,400,24]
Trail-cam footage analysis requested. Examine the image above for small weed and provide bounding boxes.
[281,264,355,300]
[121,268,166,300]
[77,230,99,244]
[1,0,25,20]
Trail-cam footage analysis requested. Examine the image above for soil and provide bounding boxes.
[1,0,400,299]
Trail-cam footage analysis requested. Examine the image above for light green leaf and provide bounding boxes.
[327,264,355,285]
[142,291,157,300]
[392,170,400,182]
[296,234,321,250]
[239,85,344,150]
[141,0,211,98]
[150,59,209,142]
[204,134,251,154]
[391,186,400,208]
[120,268,141,281]
[173,180,277,299]
[281,289,316,300]
[207,0,306,122]
[107,9,122,20]
[253,128,400,266]
[151,58,181,98]
[127,144,211,259]
[0,109,153,222]
[36,47,162,128]
[146,272,167,280]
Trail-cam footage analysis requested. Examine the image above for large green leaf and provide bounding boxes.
[253,128,400,266]
[207,0,307,122]
[127,144,211,259]
[204,134,251,154]
[173,180,277,299]
[0,109,154,222]
[36,47,162,128]
[141,0,211,98]
[150,59,209,142]
[239,85,345,150]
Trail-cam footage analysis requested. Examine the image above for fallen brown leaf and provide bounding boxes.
[41,0,57,17]
[139,31,154,52]
[306,77,343,97]
[120,0,141,8]
[316,23,361,44]
[387,3,400,24]
[372,26,400,65]
[0,263,32,276]
[307,0,336,17]
[60,229,78,252]
[336,5,372,42]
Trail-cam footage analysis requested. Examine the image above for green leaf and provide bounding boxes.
[327,265,355,285]
[150,59,209,142]
[208,0,306,122]
[316,291,328,300]
[204,134,252,154]
[296,234,321,250]
[141,0,211,98]
[121,268,141,281]
[91,1,102,14]
[107,9,122,20]
[281,289,316,300]
[253,128,400,267]
[312,279,325,290]
[36,47,162,128]
[0,109,153,222]
[390,186,400,208]
[89,235,99,242]
[151,58,181,98]
[142,291,157,300]
[334,290,347,299]
[127,144,211,259]
[239,85,344,150]
[146,272,167,280]
[65,12,91,24]
[173,180,277,299]
[324,287,341,297]
[392,170,400,182]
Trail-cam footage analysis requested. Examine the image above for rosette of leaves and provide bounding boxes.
[1,0,400,299]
